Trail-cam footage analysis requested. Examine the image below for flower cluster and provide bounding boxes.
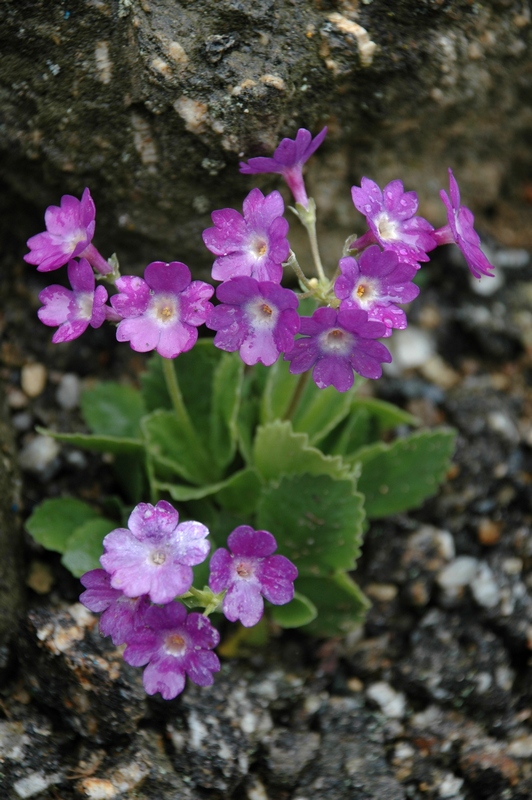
[26,127,495,390]
[80,501,297,699]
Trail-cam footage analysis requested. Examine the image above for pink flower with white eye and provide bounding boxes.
[37,257,108,343]
[433,168,495,279]
[24,188,110,274]
[100,500,210,605]
[110,261,214,359]
[202,188,289,283]
[208,526,298,627]
[351,178,436,267]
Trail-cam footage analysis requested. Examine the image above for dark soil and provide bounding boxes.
[1,194,532,799]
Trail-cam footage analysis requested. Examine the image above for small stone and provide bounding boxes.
[387,326,435,372]
[347,677,364,692]
[7,388,29,409]
[12,412,33,432]
[502,557,523,575]
[438,772,464,798]
[420,355,460,389]
[18,435,60,477]
[26,561,54,594]
[365,583,398,602]
[21,363,47,398]
[13,771,63,798]
[477,518,502,546]
[56,373,81,410]
[487,411,520,442]
[366,682,406,719]
[507,735,532,758]
[470,563,501,609]
[437,556,479,589]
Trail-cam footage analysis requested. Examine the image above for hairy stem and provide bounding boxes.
[283,370,311,422]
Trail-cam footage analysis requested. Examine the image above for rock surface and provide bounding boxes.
[1,0,532,273]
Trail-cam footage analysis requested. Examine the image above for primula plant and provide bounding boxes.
[25,127,494,700]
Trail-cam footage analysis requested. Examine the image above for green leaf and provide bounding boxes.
[352,428,457,518]
[261,358,299,423]
[142,410,218,485]
[296,573,370,637]
[269,592,317,628]
[26,498,100,553]
[61,517,116,577]
[351,396,418,433]
[156,468,261,514]
[256,473,365,576]
[210,352,244,470]
[81,382,146,438]
[292,382,360,446]
[253,420,354,483]
[35,427,144,456]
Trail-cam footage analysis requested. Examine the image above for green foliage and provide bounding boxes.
[31,346,456,638]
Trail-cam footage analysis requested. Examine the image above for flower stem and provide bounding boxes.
[161,356,210,469]
[285,250,313,291]
[283,370,311,421]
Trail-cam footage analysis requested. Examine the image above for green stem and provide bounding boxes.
[283,370,311,422]
[306,217,327,285]
[161,356,211,473]
[285,250,313,291]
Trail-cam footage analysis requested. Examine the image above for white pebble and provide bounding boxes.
[56,373,81,410]
[470,563,500,608]
[438,772,464,798]
[14,771,62,798]
[437,556,479,589]
[21,363,47,398]
[18,436,60,475]
[385,326,435,373]
[366,681,406,719]
[507,735,532,758]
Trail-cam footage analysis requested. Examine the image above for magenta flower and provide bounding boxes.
[284,307,392,391]
[202,188,289,283]
[206,277,300,366]
[123,602,220,700]
[111,261,214,359]
[334,246,419,337]
[100,500,210,605]
[351,178,436,266]
[239,127,327,208]
[37,257,109,343]
[433,169,495,279]
[79,569,150,646]
[24,188,110,274]
[208,526,298,627]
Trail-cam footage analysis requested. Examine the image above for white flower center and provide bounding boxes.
[375,213,399,241]
[245,297,279,329]
[149,294,179,325]
[352,278,378,308]
[151,550,166,566]
[76,292,94,321]
[250,236,268,259]
[319,328,354,356]
[235,560,254,579]
[165,633,187,656]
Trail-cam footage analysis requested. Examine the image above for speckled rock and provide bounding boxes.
[18,604,147,742]
[1,0,532,276]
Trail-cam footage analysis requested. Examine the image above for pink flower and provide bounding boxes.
[239,127,327,208]
[100,500,210,605]
[284,307,391,392]
[351,178,436,266]
[79,569,150,646]
[334,246,419,337]
[209,526,298,627]
[37,258,108,343]
[24,188,110,274]
[111,261,214,359]
[202,188,289,283]
[123,602,220,700]
[433,169,495,279]
[206,277,300,366]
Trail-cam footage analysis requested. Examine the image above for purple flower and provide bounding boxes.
[284,307,392,391]
[239,127,327,208]
[208,526,298,627]
[202,188,289,283]
[433,169,495,279]
[24,188,110,274]
[334,245,419,337]
[123,602,220,700]
[100,500,210,605]
[351,178,436,266]
[206,277,300,366]
[79,569,150,645]
[111,261,214,359]
[37,257,109,343]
